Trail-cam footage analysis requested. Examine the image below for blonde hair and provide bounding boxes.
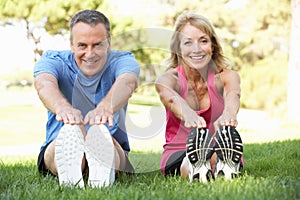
[167,11,229,72]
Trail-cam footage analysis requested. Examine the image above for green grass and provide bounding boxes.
[1,140,300,200]
[0,104,46,146]
[0,89,300,199]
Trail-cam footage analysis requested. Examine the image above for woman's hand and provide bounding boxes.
[214,113,238,131]
[183,112,206,128]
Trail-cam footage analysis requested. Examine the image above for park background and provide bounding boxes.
[0,0,299,153]
[0,0,299,199]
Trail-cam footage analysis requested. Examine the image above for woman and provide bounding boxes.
[155,11,243,182]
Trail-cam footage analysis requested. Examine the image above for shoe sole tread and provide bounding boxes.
[215,126,243,179]
[55,124,85,188]
[186,128,214,183]
[85,125,115,188]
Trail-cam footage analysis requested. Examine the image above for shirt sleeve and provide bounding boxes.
[112,51,140,78]
[33,50,63,79]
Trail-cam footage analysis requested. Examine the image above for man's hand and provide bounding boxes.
[56,107,83,125]
[84,105,114,127]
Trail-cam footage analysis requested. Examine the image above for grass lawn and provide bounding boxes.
[1,140,300,199]
[0,89,300,199]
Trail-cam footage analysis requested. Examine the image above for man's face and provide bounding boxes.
[71,22,110,78]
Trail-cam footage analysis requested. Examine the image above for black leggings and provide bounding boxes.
[164,150,186,176]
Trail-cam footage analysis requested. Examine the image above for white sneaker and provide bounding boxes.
[214,126,243,180]
[186,128,214,183]
[85,125,115,188]
[55,124,85,188]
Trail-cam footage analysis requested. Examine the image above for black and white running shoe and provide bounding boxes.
[214,126,243,180]
[186,128,214,183]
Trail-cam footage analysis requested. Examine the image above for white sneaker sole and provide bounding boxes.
[215,126,243,180]
[186,128,214,183]
[85,125,115,188]
[187,160,212,183]
[55,124,85,188]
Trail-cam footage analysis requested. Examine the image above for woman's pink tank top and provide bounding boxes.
[160,66,224,174]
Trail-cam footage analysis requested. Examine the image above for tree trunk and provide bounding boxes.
[287,0,300,122]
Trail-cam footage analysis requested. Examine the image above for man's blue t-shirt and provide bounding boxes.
[34,50,140,152]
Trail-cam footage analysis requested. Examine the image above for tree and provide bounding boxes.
[0,0,103,61]
[287,0,300,122]
[0,0,294,111]
[0,0,161,84]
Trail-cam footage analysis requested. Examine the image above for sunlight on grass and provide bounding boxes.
[1,140,299,199]
[0,89,299,199]
[0,155,36,165]
[0,89,299,159]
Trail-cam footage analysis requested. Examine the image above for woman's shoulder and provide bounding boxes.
[216,68,241,88]
[156,67,180,89]
[218,68,240,79]
[157,67,178,80]
[213,68,240,90]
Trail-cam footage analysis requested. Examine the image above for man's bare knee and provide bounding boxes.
[44,141,58,175]
[112,138,126,172]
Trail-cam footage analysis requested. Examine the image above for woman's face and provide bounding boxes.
[179,23,213,70]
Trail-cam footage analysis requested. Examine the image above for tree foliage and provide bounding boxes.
[0,0,103,61]
[0,0,293,110]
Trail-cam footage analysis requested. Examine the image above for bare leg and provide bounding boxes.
[210,152,217,175]
[44,141,58,175]
[112,138,126,172]
[180,157,189,179]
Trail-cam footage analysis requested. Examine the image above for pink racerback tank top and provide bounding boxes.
[160,66,224,174]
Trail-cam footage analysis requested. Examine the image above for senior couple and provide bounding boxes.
[34,9,243,188]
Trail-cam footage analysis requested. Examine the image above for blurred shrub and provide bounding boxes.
[239,53,288,110]
[0,69,33,89]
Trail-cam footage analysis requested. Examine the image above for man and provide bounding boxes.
[34,10,140,188]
